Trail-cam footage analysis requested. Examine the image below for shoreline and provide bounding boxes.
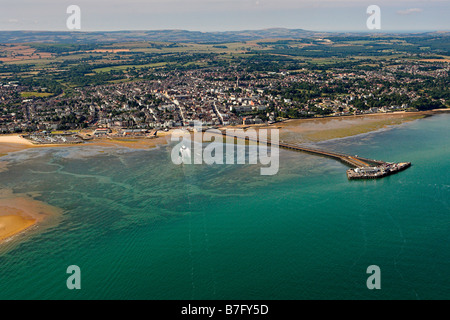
[0,131,172,156]
[0,215,36,242]
[272,110,445,143]
[0,109,447,161]
[0,190,62,245]
[222,109,449,129]
[0,109,448,154]
[0,109,448,244]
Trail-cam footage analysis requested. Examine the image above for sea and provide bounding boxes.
[0,113,448,300]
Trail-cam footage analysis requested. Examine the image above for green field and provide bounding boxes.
[20,91,54,98]
[93,62,168,73]
[1,33,448,94]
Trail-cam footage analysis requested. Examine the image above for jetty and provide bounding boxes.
[221,131,411,180]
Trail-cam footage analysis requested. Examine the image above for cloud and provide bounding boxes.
[396,8,423,15]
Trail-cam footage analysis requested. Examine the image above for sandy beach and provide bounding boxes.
[87,134,171,150]
[0,215,36,242]
[0,134,34,156]
[276,111,430,143]
[0,132,172,156]
[0,190,62,244]
[219,110,442,144]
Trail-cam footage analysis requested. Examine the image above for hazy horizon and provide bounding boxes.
[1,28,448,33]
[1,0,449,32]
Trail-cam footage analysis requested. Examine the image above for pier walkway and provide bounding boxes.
[221,130,382,168]
[220,130,410,179]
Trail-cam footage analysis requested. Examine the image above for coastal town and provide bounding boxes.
[1,39,447,181]
[0,58,448,137]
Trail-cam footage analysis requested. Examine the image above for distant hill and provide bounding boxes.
[0,28,326,44]
[0,28,446,44]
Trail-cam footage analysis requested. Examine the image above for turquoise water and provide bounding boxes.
[0,114,448,300]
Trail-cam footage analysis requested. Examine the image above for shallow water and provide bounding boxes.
[0,114,448,299]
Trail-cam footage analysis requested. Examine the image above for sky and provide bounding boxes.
[0,0,449,32]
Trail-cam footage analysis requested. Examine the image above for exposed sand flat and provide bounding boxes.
[88,135,170,150]
[0,133,172,156]
[0,190,62,244]
[0,161,7,173]
[0,215,36,242]
[277,112,429,143]
[219,111,435,144]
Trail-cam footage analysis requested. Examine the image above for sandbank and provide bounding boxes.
[0,190,62,244]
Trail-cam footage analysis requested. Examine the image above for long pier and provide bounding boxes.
[220,130,410,179]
